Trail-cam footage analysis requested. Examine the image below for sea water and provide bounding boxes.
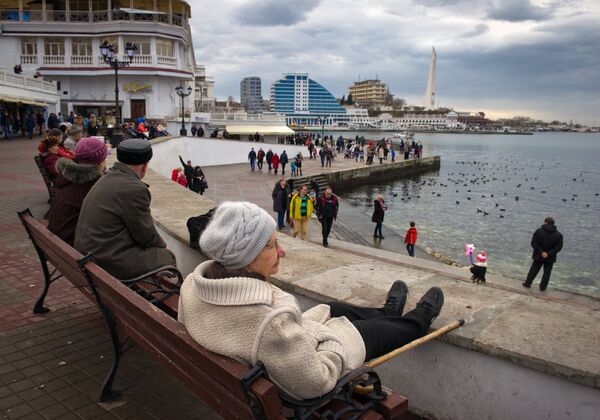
[332,131,600,297]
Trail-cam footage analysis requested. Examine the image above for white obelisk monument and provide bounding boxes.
[423,46,437,109]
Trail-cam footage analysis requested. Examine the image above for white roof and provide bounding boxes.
[225,125,295,136]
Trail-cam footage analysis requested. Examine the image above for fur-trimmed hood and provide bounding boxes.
[55,158,101,185]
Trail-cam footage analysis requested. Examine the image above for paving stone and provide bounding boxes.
[75,403,109,418]
[38,403,71,420]
[27,395,57,411]
[8,379,36,394]
[0,394,22,410]
[4,401,34,418]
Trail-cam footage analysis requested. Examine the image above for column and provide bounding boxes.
[88,0,92,22]
[150,37,157,66]
[18,0,23,21]
[107,0,112,20]
[42,0,46,21]
[37,37,44,65]
[65,0,70,22]
[167,0,172,24]
[64,38,72,66]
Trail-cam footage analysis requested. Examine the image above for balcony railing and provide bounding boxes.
[0,69,57,93]
[132,55,152,65]
[71,56,93,65]
[43,55,65,65]
[157,55,176,66]
[1,8,186,26]
[20,54,37,64]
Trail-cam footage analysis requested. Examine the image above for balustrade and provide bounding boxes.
[20,55,38,64]
[157,56,176,66]
[172,14,182,26]
[71,56,93,65]
[132,55,152,65]
[43,55,65,65]
[92,10,109,21]
[46,10,67,21]
[69,11,89,22]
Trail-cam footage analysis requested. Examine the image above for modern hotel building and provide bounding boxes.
[270,73,347,126]
[0,0,196,120]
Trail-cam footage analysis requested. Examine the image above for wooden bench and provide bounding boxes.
[18,209,409,419]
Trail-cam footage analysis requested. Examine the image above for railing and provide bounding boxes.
[92,10,109,21]
[0,10,19,20]
[43,55,65,65]
[0,69,57,93]
[111,9,130,20]
[21,55,38,64]
[132,12,156,21]
[69,11,90,22]
[172,14,182,26]
[132,55,152,64]
[47,10,67,21]
[157,56,176,66]
[71,56,93,65]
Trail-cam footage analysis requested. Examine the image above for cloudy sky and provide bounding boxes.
[188,0,600,125]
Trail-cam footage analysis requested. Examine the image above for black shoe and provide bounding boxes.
[379,236,385,239]
[382,280,408,316]
[522,282,531,288]
[539,287,546,291]
[323,241,328,248]
[189,240,200,250]
[416,287,444,322]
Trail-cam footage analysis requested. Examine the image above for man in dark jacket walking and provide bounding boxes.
[316,187,339,247]
[266,149,273,172]
[272,178,290,230]
[280,150,289,175]
[523,217,563,291]
[179,155,194,189]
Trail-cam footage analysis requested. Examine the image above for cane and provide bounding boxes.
[354,319,465,394]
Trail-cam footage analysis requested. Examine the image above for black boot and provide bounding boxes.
[382,280,408,316]
[416,287,444,323]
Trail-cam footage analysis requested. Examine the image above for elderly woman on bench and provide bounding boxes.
[178,202,444,400]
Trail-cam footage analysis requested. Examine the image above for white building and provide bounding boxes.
[0,68,60,114]
[0,0,196,121]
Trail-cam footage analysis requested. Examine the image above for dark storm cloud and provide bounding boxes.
[486,0,554,22]
[232,0,321,26]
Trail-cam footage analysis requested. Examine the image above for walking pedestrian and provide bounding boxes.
[289,185,313,240]
[272,178,290,230]
[248,147,257,171]
[272,152,280,174]
[319,147,325,167]
[372,193,387,239]
[316,187,338,247]
[404,221,417,257]
[523,217,563,291]
[266,149,273,172]
[257,147,265,170]
[294,152,302,176]
[280,150,289,175]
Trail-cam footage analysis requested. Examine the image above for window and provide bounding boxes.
[125,38,151,55]
[44,38,65,56]
[21,38,37,55]
[156,38,173,57]
[72,38,92,56]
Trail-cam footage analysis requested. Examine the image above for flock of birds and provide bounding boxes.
[386,156,599,219]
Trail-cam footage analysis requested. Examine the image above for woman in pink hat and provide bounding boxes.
[47,137,108,245]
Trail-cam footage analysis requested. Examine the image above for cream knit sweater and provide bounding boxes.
[178,260,366,400]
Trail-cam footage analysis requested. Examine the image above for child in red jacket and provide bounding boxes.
[404,221,417,257]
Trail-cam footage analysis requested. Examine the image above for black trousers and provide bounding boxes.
[374,222,383,237]
[321,217,334,244]
[525,260,554,290]
[329,302,431,361]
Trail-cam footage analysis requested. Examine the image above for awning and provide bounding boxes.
[225,125,295,136]
[0,97,20,103]
[0,96,47,106]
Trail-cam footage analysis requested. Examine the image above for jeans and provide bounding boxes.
[250,160,255,171]
[281,163,286,175]
[328,302,431,361]
[321,216,334,244]
[277,210,286,229]
[525,260,554,290]
[374,222,383,237]
[406,244,415,257]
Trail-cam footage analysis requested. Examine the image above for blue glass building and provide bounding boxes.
[270,73,347,126]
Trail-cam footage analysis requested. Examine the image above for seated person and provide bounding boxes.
[38,129,74,179]
[63,125,83,151]
[75,139,176,279]
[178,202,444,400]
[48,137,107,246]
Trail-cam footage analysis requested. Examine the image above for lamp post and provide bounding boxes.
[175,85,193,136]
[320,116,325,140]
[99,41,137,133]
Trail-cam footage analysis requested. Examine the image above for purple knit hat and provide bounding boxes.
[74,137,108,164]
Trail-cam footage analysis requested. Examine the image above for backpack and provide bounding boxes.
[186,207,217,249]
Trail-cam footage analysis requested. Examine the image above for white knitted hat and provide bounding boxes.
[200,202,276,270]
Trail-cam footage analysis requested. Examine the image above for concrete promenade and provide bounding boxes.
[0,138,219,420]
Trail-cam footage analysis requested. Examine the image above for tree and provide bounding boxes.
[392,98,406,109]
[347,93,353,105]
[339,94,346,105]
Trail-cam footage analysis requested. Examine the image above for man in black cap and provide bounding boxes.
[523,216,563,291]
[75,139,176,279]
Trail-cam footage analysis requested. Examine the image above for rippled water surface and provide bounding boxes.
[333,131,600,297]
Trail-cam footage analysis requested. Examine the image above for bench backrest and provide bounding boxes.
[33,155,54,199]
[20,210,284,419]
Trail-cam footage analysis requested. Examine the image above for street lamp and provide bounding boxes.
[175,85,193,136]
[319,116,325,140]
[99,40,137,143]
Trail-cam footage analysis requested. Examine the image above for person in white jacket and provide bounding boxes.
[178,201,444,400]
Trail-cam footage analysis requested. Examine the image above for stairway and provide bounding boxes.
[287,174,329,193]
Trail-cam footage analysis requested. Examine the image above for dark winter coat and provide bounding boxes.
[272,183,290,212]
[47,158,102,246]
[530,224,563,263]
[179,156,194,178]
[266,150,273,163]
[248,150,257,160]
[280,151,289,165]
[316,194,338,219]
[371,199,386,223]
[74,162,175,279]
